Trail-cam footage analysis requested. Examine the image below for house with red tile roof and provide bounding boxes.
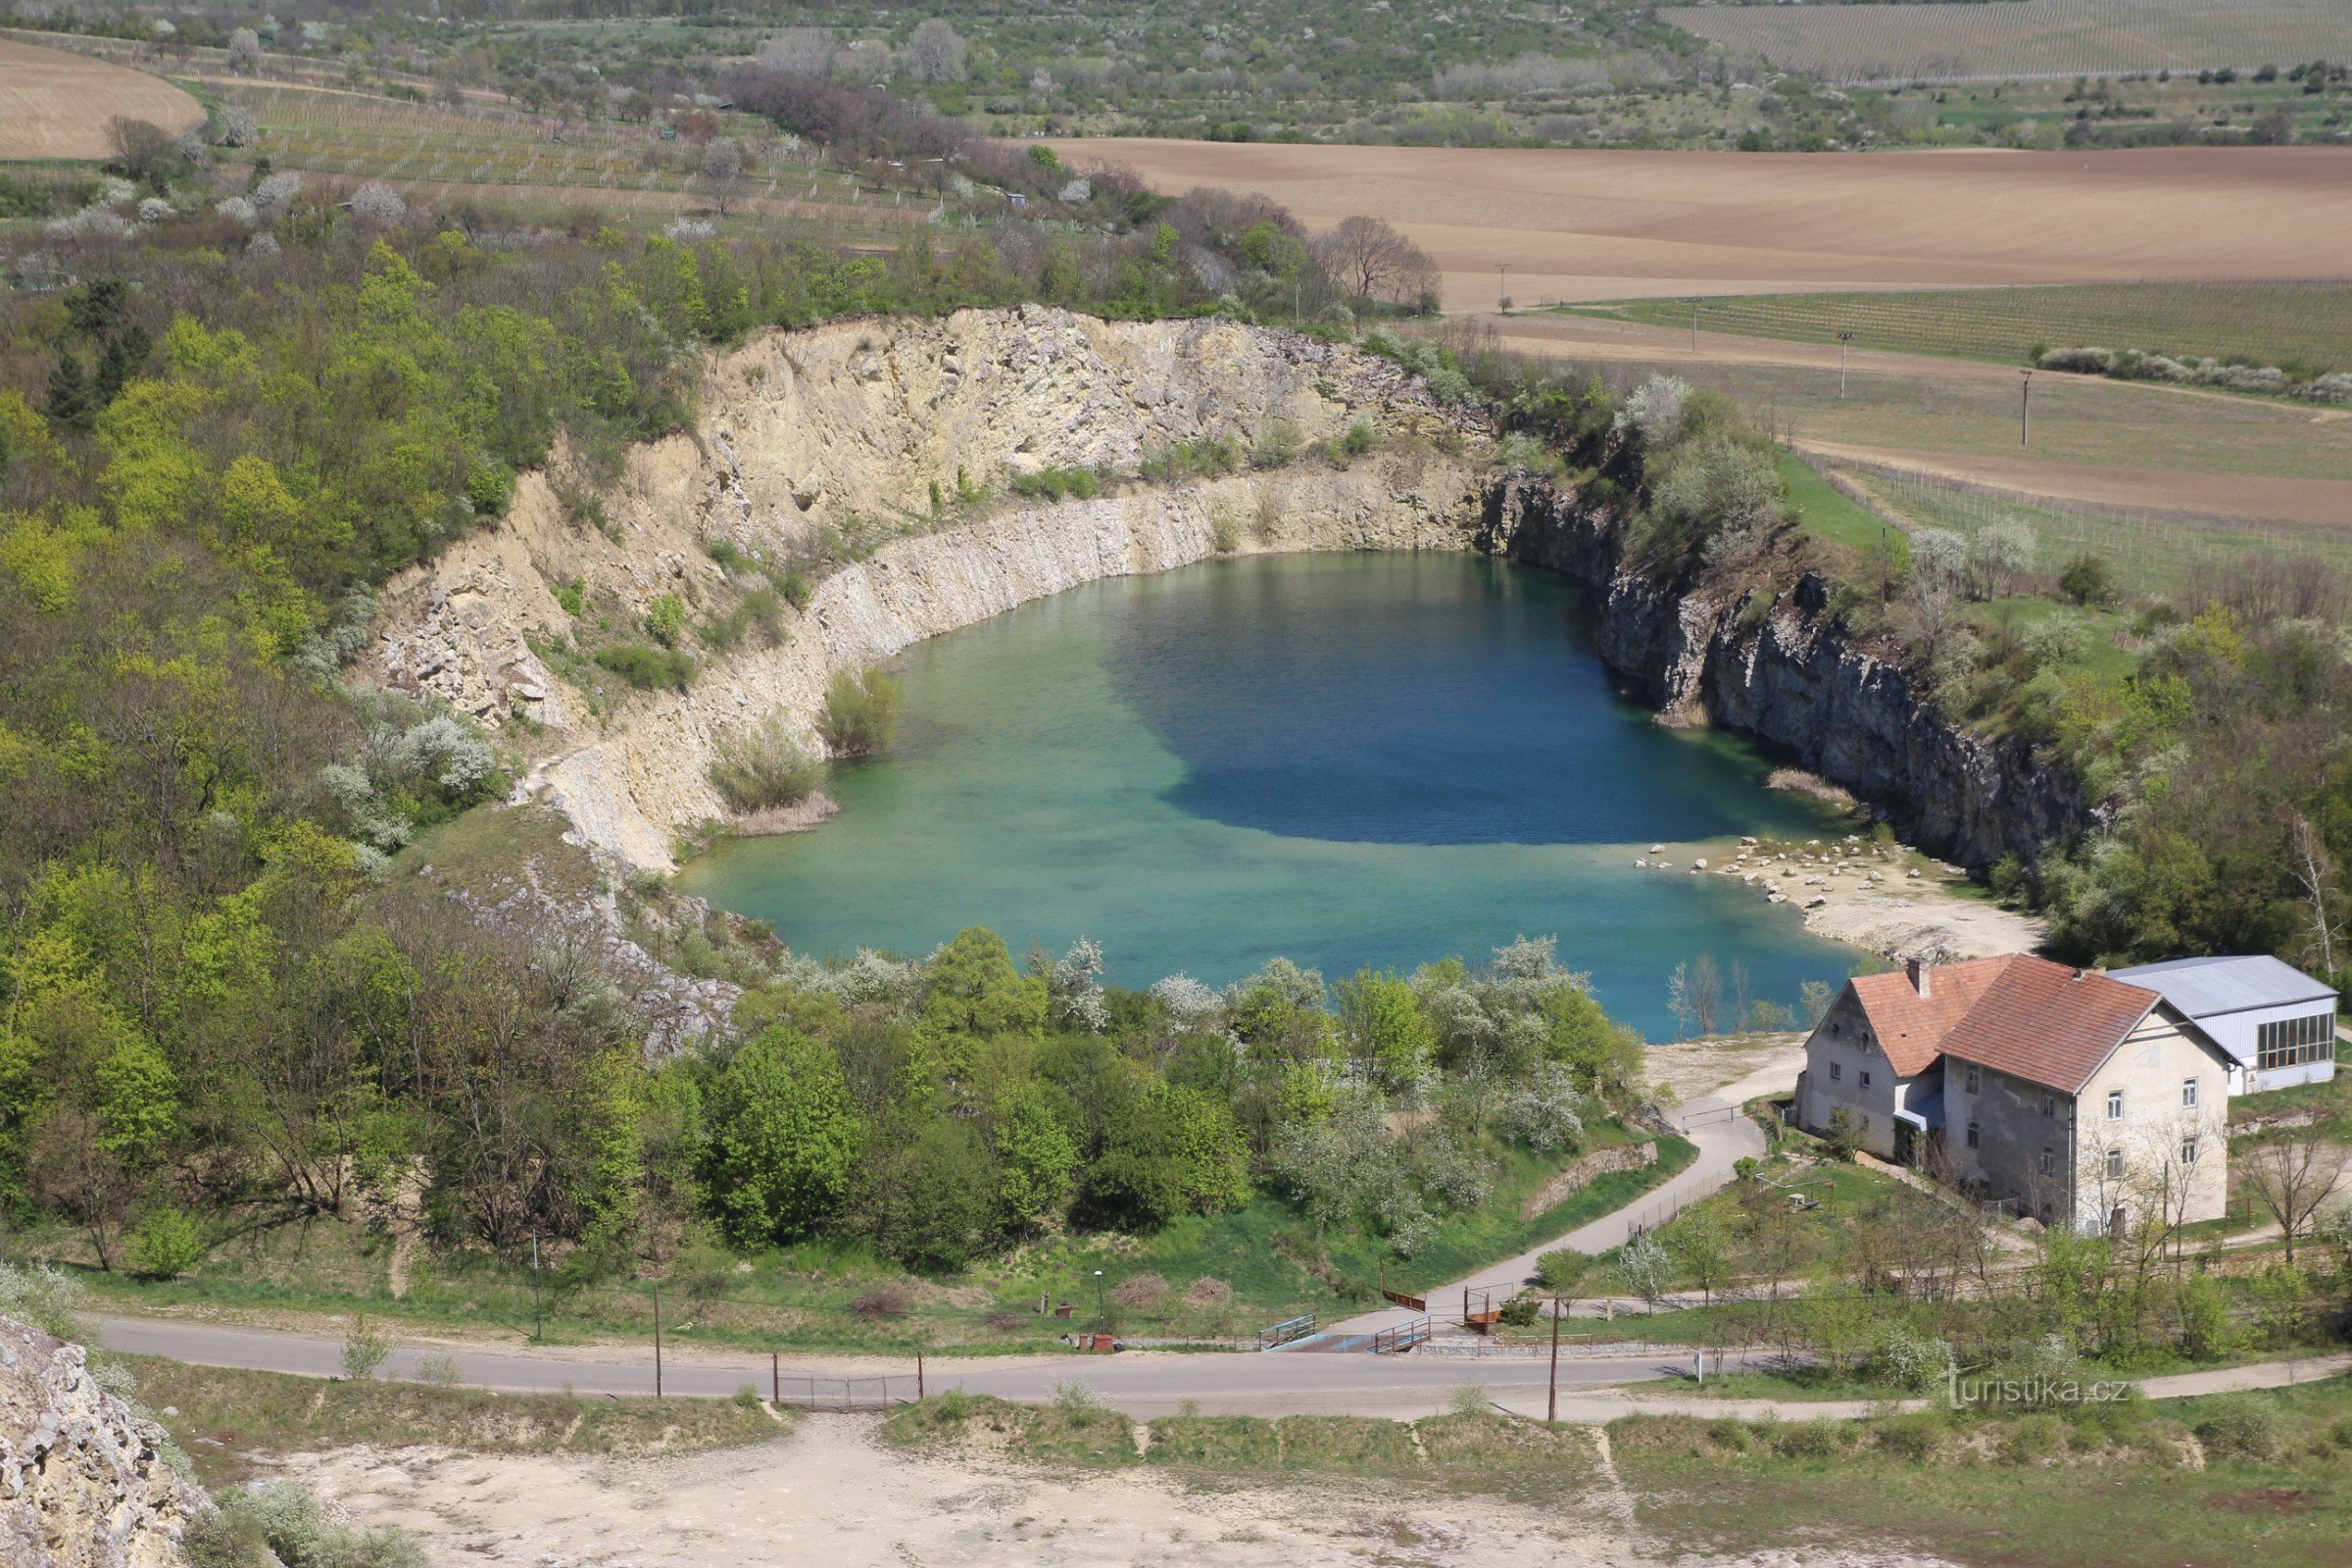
[1798,954,2237,1232]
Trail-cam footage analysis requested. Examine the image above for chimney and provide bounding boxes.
[1907,957,1930,998]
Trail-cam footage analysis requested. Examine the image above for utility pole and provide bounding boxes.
[1838,331,1854,399]
[1546,1294,1562,1423]
[1685,296,1702,351]
[652,1283,663,1399]
[2020,368,2034,447]
[529,1232,543,1344]
[1495,260,1511,314]
[1092,1269,1106,1337]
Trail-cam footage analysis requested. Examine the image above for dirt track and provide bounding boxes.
[0,36,204,160]
[1051,139,2352,312]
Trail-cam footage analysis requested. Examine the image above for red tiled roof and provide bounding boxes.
[1938,956,2161,1095]
[1849,956,2018,1077]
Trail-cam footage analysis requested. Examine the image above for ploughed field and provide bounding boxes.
[0,35,205,159]
[1051,139,2352,312]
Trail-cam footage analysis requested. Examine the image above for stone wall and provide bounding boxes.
[1518,1139,1659,1219]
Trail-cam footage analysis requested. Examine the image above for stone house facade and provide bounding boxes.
[1798,954,2237,1233]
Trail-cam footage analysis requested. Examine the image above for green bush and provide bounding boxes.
[1009,465,1102,501]
[190,1482,425,1568]
[1999,1412,2067,1465]
[2057,553,2116,607]
[128,1206,208,1279]
[817,666,903,757]
[1774,1421,1844,1459]
[2193,1395,2281,1460]
[644,594,687,648]
[593,644,695,691]
[708,717,823,812]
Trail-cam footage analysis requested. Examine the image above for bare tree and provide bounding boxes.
[2289,812,2342,977]
[701,136,747,216]
[903,19,968,82]
[107,117,175,180]
[2242,1137,2350,1264]
[760,26,836,77]
[1309,215,1437,318]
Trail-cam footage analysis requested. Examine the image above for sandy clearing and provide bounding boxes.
[271,1419,1951,1568]
[1050,139,2352,311]
[0,36,203,160]
[1795,439,2352,528]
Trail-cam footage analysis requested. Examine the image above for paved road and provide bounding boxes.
[1322,1097,1763,1341]
[96,1315,2351,1424]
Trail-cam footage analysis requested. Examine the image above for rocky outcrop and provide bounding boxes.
[369,310,2090,881]
[0,1316,207,1568]
[1484,479,2088,866]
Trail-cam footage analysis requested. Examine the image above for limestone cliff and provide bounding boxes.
[0,1316,207,1568]
[367,308,2091,882]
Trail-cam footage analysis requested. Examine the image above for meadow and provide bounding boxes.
[1662,0,2352,85]
[1589,281,2352,377]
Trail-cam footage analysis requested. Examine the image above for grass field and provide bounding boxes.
[1841,460,2352,597]
[0,35,204,159]
[1662,0,2352,84]
[1592,281,2352,377]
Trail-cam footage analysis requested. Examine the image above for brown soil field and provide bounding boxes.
[1794,440,2352,529]
[1049,139,2352,312]
[0,36,204,160]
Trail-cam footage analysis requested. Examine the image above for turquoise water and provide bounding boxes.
[678,554,1861,1038]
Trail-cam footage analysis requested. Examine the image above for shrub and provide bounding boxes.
[2193,1395,2281,1461]
[1108,1273,1169,1309]
[1445,1382,1491,1417]
[194,1482,425,1568]
[1339,419,1378,457]
[1774,1421,1844,1459]
[1183,1276,1233,1306]
[644,594,687,648]
[1870,1410,1948,1461]
[340,1313,392,1381]
[817,666,903,756]
[2057,553,2116,608]
[412,1354,465,1387]
[128,1207,208,1279]
[0,1261,89,1342]
[708,717,822,812]
[1872,1323,1956,1394]
[1053,1378,1102,1411]
[1999,1412,2067,1465]
[593,644,695,691]
[849,1283,917,1319]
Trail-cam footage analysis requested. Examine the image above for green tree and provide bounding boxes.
[914,927,1046,1096]
[1337,968,1435,1089]
[705,1027,862,1248]
[992,1082,1079,1234]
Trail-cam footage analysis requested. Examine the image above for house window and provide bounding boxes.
[2105,1147,2124,1182]
[1965,1065,1980,1095]
[2039,1093,2055,1118]
[2182,1077,2198,1109]
[2107,1089,2125,1121]
[2257,1012,2337,1072]
[1830,1061,1841,1082]
[1966,1120,1980,1151]
[1860,1070,1872,1089]
[2181,1135,2199,1166]
[2038,1147,2054,1175]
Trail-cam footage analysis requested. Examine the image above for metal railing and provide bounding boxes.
[1370,1315,1432,1354]
[1259,1313,1318,1349]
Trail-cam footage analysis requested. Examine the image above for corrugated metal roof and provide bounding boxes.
[2109,956,2337,1018]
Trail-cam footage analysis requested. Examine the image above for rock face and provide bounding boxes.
[368,310,2091,879]
[1487,479,2088,866]
[0,1316,207,1568]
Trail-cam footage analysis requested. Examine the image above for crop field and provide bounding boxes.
[1838,458,2352,598]
[0,34,204,159]
[1066,139,2352,310]
[1590,281,2352,375]
[1662,0,2352,85]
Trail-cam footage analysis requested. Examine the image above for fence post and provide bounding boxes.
[916,1350,925,1400]
[771,1351,779,1405]
[652,1284,663,1399]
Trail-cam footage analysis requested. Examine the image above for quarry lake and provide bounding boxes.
[679,554,1860,1037]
